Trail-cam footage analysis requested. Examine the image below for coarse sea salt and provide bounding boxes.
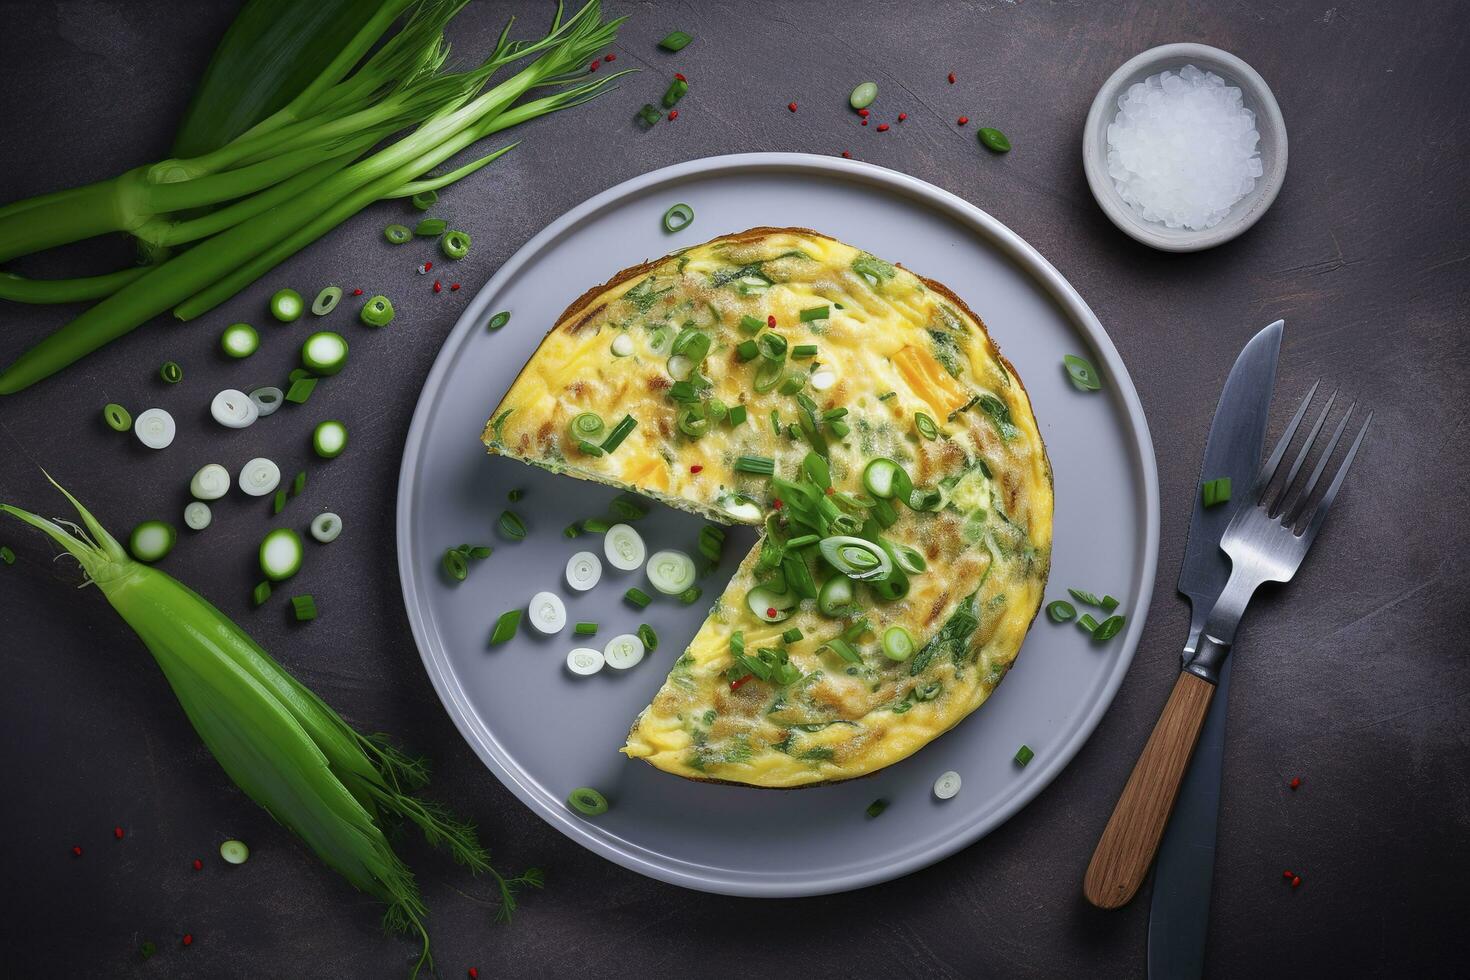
[1106,65,1262,231]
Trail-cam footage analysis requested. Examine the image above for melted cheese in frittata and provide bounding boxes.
[484,227,1052,787]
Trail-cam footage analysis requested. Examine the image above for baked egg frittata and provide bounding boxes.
[483,227,1052,787]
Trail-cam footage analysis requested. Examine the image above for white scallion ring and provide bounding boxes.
[809,367,837,391]
[249,386,284,417]
[133,408,176,449]
[603,523,646,571]
[610,333,634,357]
[190,463,231,500]
[565,551,602,591]
[933,770,962,800]
[528,591,567,634]
[603,633,645,670]
[211,389,259,429]
[183,501,212,531]
[566,647,604,676]
[310,512,342,543]
[238,457,281,497]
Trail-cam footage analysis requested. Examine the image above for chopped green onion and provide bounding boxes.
[569,412,605,440]
[677,405,709,438]
[301,331,348,376]
[658,30,692,51]
[1063,353,1101,391]
[637,623,658,651]
[791,344,818,359]
[577,440,605,456]
[1046,600,1076,622]
[781,628,804,644]
[486,310,510,331]
[574,622,598,636]
[259,528,303,582]
[736,339,760,361]
[1092,615,1126,642]
[753,359,783,392]
[914,412,939,440]
[849,81,878,109]
[610,495,647,520]
[878,391,897,401]
[882,626,916,661]
[624,587,651,609]
[251,581,271,607]
[679,586,702,605]
[103,403,132,432]
[440,230,471,259]
[637,103,662,126]
[273,489,288,515]
[734,455,775,475]
[291,595,318,621]
[312,419,348,459]
[499,510,527,540]
[128,521,176,563]
[291,471,307,497]
[442,548,468,582]
[311,286,342,316]
[582,518,611,534]
[1077,613,1100,633]
[725,404,747,427]
[270,288,303,322]
[284,376,316,404]
[219,839,251,865]
[563,522,583,538]
[0,545,14,565]
[384,224,412,244]
[778,371,807,395]
[1014,744,1034,766]
[759,332,788,360]
[769,409,781,435]
[1068,588,1104,607]
[661,202,694,233]
[220,322,259,358]
[489,610,521,644]
[739,314,764,335]
[818,535,891,580]
[414,218,447,237]
[359,295,394,328]
[830,419,850,438]
[1202,477,1232,508]
[601,414,637,453]
[411,189,439,211]
[978,127,1011,153]
[865,798,888,818]
[1101,595,1120,612]
[568,787,609,816]
[159,360,183,384]
[662,77,689,109]
[798,305,829,322]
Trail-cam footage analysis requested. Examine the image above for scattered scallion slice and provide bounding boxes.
[1091,615,1126,642]
[1014,744,1034,766]
[819,535,892,581]
[211,389,259,429]
[272,489,288,515]
[610,495,647,521]
[310,513,341,544]
[798,305,829,322]
[103,402,131,432]
[441,230,471,259]
[658,30,692,51]
[678,586,702,605]
[604,523,646,570]
[727,404,748,427]
[489,610,521,644]
[285,376,316,404]
[746,586,796,622]
[414,218,447,237]
[817,574,857,616]
[637,103,662,126]
[384,224,412,244]
[499,510,527,540]
[183,501,212,531]
[882,626,915,661]
[662,203,694,233]
[219,839,250,865]
[781,628,804,644]
[251,581,272,607]
[249,386,282,416]
[301,331,348,376]
[359,295,394,328]
[486,310,510,331]
[134,408,175,449]
[411,189,438,211]
[610,333,634,356]
[733,455,774,475]
[914,412,939,440]
[568,786,609,816]
[933,770,962,800]
[601,414,637,453]
[978,127,1011,153]
[1077,613,1100,633]
[270,288,304,322]
[865,798,888,818]
[239,458,280,497]
[1068,588,1104,607]
[159,360,183,384]
[528,591,567,635]
[662,77,689,108]
[311,286,342,316]
[849,81,878,109]
[569,412,605,441]
[259,528,303,582]
[893,544,927,574]
[128,521,176,563]
[1101,595,1120,612]
[637,623,658,651]
[577,440,605,456]
[1202,477,1232,508]
[291,595,318,622]
[736,339,760,361]
[582,518,611,534]
[312,420,348,459]
[566,648,604,676]
[739,314,764,335]
[1063,353,1101,391]
[574,622,598,636]
[603,633,645,669]
[566,551,602,591]
[1046,600,1076,622]
[220,322,259,358]
[624,587,651,609]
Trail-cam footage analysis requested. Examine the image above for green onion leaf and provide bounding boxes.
[440,230,471,260]
[1046,600,1076,622]
[791,344,818,359]
[739,314,764,335]
[498,510,527,540]
[915,412,939,440]
[727,404,748,427]
[1068,588,1104,607]
[661,78,689,109]
[486,310,511,332]
[1202,477,1232,508]
[1077,613,1100,633]
[978,127,1011,153]
[251,580,271,607]
[658,30,693,51]
[1063,353,1102,391]
[637,623,659,651]
[1091,615,1125,642]
[489,610,521,644]
[734,455,775,475]
[574,622,598,636]
[414,218,447,237]
[601,414,637,453]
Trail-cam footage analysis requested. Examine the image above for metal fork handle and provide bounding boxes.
[1084,671,1217,909]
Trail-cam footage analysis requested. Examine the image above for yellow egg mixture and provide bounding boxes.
[484,227,1052,787]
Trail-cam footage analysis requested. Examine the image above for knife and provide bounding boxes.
[1147,320,1282,979]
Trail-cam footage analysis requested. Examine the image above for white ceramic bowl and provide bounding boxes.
[1083,43,1287,252]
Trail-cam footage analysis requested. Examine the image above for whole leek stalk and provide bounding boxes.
[0,0,629,393]
[1,480,539,976]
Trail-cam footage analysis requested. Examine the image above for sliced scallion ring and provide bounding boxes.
[809,367,837,391]
[259,527,304,581]
[646,549,696,595]
[647,325,673,356]
[747,586,797,622]
[411,189,438,211]
[933,770,962,800]
[662,203,694,233]
[310,512,342,543]
[610,333,634,357]
[238,457,281,497]
[568,786,609,815]
[1063,353,1102,390]
[528,591,567,634]
[248,386,283,416]
[129,521,176,562]
[603,523,646,571]
[565,551,602,591]
[384,223,412,244]
[211,389,259,429]
[569,412,605,441]
[819,535,893,581]
[220,322,259,358]
[270,288,304,322]
[882,625,916,661]
[312,419,348,459]
[717,493,762,523]
[414,218,447,237]
[440,229,471,259]
[849,81,878,109]
[1046,599,1076,622]
[486,310,510,331]
[159,360,184,384]
[219,839,250,865]
[862,458,904,499]
[893,544,927,574]
[183,501,212,531]
[103,403,131,432]
[190,463,231,500]
[817,574,857,617]
[666,354,694,381]
[133,408,175,449]
[915,412,940,440]
[567,647,605,676]
[311,286,342,316]
[360,295,395,328]
[301,331,348,376]
[603,633,645,670]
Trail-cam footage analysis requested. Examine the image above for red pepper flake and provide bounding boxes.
[674,73,686,81]
[767,314,776,327]
[897,112,908,121]
[857,108,869,117]
[114,826,124,840]
[588,60,599,72]
[182,934,193,947]
[433,280,442,293]
[72,845,82,857]
[730,675,753,692]
[1291,876,1301,888]
[766,608,777,618]
[772,498,783,510]
[1283,869,1294,879]
[876,123,890,132]
[193,858,203,871]
[1290,776,1301,790]
[841,151,851,159]
[450,283,461,291]
[957,116,969,126]
[825,486,835,495]
[603,53,615,62]
[668,110,678,120]
[423,261,433,272]
[947,72,956,84]
[861,118,869,126]
[690,464,703,473]
[468,969,479,980]
[352,288,363,296]
[788,101,798,112]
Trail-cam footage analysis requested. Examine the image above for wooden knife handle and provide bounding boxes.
[1084,671,1216,909]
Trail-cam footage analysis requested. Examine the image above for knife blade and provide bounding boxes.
[1148,320,1281,980]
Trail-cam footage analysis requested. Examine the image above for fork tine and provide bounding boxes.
[1272,388,1338,516]
[1301,410,1373,540]
[1253,380,1320,503]
[1285,401,1353,526]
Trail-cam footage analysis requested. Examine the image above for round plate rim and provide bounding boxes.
[395,151,1160,897]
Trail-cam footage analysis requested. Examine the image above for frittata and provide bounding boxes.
[483,227,1052,787]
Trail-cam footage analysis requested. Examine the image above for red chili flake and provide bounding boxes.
[857,108,869,117]
[1291,876,1301,888]
[897,112,908,121]
[957,116,969,125]
[876,123,890,132]
[668,110,678,120]
[352,288,363,296]
[1283,869,1294,879]
[433,280,442,293]
[1290,777,1301,790]
[861,118,869,126]
[825,486,835,495]
[772,498,783,510]
[788,101,798,112]
[730,675,753,692]
[468,969,479,980]
[192,859,203,871]
[114,826,124,840]
[423,261,433,272]
[588,60,599,72]
[841,151,851,159]
[72,845,82,857]
[767,314,776,327]
[450,283,461,291]
[182,934,193,947]
[674,73,686,81]
[947,72,956,84]
[690,464,703,473]
[766,608,777,618]
[603,53,615,62]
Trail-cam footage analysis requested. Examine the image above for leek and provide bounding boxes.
[1,478,539,975]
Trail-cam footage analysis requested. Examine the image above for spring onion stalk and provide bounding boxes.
[0,478,538,975]
[0,1,631,393]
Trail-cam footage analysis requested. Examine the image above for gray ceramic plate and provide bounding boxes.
[396,153,1159,897]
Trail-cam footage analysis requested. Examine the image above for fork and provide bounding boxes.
[1083,381,1373,910]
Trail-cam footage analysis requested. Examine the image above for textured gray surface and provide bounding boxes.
[0,1,1465,977]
